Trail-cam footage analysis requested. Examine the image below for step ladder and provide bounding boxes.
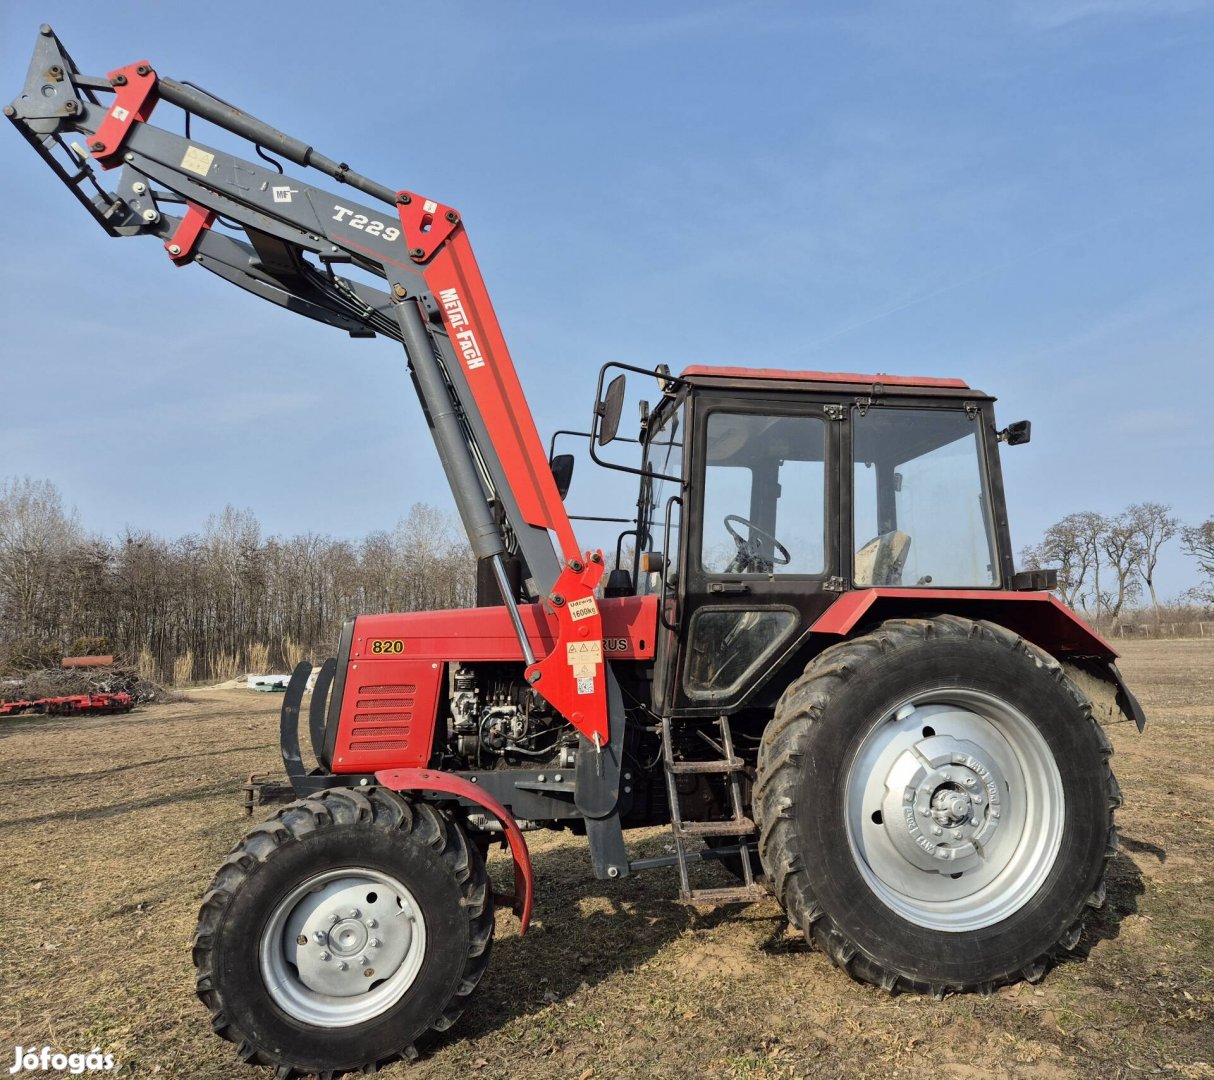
[659,715,767,905]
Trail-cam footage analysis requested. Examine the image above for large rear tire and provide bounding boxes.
[193,787,493,1077]
[754,615,1121,995]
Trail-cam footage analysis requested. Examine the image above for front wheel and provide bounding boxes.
[193,787,493,1077]
[754,615,1121,995]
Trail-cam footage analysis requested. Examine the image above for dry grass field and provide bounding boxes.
[1,639,1211,1079]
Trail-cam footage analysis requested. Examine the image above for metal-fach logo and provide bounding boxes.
[7,1047,115,1075]
[437,288,486,371]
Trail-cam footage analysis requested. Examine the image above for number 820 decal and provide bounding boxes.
[368,639,405,655]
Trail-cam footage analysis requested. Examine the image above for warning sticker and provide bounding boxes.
[566,640,602,664]
[572,662,597,679]
[181,145,215,176]
[567,596,598,622]
[577,677,595,695]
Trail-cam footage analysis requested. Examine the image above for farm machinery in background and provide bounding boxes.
[0,691,132,717]
[10,26,1146,1079]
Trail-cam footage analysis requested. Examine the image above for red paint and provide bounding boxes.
[523,559,608,745]
[811,589,1116,658]
[680,365,970,389]
[394,190,460,261]
[89,62,158,167]
[329,659,443,773]
[420,227,583,564]
[374,768,534,933]
[348,595,658,662]
[166,202,215,264]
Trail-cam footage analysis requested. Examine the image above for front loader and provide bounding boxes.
[9,26,1147,1078]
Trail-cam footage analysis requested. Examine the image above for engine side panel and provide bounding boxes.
[330,658,443,773]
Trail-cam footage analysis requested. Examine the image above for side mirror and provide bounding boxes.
[998,419,1031,446]
[596,373,626,446]
[550,453,575,499]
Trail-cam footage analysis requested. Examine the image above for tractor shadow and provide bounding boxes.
[444,838,748,1041]
[1054,845,1148,970]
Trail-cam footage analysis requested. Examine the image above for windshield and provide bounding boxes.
[852,407,997,588]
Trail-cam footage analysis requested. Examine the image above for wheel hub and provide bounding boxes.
[846,693,1065,932]
[881,734,1007,876]
[261,868,427,1027]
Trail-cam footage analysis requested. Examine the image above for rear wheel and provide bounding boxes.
[193,787,493,1077]
[754,615,1120,994]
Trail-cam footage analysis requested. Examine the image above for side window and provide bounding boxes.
[640,405,684,594]
[700,412,825,576]
[683,608,798,696]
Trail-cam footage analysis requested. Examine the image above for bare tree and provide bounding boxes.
[1100,512,1143,620]
[1027,512,1104,612]
[1126,502,1178,621]
[1182,517,1214,604]
[0,477,83,648]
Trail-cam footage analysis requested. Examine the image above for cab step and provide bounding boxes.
[659,715,764,903]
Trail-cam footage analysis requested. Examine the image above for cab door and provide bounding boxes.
[664,392,840,717]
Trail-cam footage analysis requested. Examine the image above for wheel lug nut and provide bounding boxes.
[965,778,977,788]
[359,955,370,966]
[369,938,380,948]
[349,908,361,919]
[338,961,348,971]
[313,931,327,944]
[329,913,340,924]
[319,951,330,961]
[932,826,943,836]
[365,918,378,929]
[952,829,963,839]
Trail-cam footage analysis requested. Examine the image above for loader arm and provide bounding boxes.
[6,25,614,747]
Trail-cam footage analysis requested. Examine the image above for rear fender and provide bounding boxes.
[811,589,1116,657]
[811,589,1146,731]
[375,767,534,933]
[1061,657,1148,733]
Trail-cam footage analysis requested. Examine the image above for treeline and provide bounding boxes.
[1020,502,1214,622]
[0,478,474,683]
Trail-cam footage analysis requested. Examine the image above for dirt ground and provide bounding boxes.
[1,639,1211,1079]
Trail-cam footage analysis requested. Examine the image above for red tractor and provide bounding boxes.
[11,27,1144,1079]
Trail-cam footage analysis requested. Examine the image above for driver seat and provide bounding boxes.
[855,530,911,586]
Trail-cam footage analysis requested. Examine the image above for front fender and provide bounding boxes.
[375,768,534,933]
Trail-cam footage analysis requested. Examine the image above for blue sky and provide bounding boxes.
[2,0,1211,600]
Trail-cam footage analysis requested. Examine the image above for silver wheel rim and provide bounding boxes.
[259,868,426,1027]
[845,689,1064,932]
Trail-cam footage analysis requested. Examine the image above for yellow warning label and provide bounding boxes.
[572,662,597,679]
[567,596,599,621]
[566,640,602,664]
[181,145,215,176]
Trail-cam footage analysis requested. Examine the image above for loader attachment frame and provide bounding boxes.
[7,24,620,752]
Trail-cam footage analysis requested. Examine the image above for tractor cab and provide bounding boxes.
[594,365,1017,716]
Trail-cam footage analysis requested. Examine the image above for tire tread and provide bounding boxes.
[192,786,493,1077]
[754,615,1120,995]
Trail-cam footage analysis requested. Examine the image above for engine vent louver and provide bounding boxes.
[349,682,415,753]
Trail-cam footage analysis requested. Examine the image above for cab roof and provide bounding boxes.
[680,365,971,390]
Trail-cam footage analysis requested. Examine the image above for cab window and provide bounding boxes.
[699,412,826,576]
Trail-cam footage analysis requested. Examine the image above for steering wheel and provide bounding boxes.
[723,514,791,571]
